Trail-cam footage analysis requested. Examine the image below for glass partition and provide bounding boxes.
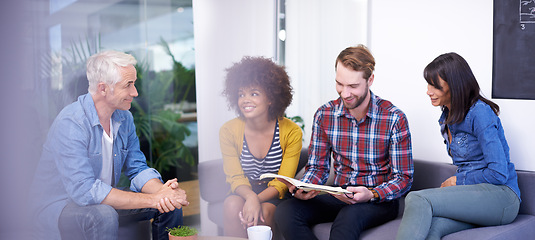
[33,0,197,185]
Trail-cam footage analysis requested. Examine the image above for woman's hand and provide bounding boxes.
[239,195,264,229]
[441,176,457,187]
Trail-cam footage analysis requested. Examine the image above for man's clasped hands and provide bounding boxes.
[153,178,189,213]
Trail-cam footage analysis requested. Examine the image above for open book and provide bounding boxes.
[259,173,351,194]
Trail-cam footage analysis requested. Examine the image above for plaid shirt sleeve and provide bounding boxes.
[375,113,413,201]
[301,107,331,185]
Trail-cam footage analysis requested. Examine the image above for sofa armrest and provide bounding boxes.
[517,170,535,215]
[198,158,229,203]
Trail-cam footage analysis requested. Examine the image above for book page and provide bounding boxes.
[259,173,351,194]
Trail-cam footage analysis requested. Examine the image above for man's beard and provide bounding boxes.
[343,84,369,110]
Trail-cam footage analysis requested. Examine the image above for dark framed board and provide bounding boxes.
[492,0,535,100]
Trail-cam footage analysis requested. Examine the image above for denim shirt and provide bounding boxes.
[30,93,162,239]
[439,100,520,200]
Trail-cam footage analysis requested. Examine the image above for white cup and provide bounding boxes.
[247,225,272,240]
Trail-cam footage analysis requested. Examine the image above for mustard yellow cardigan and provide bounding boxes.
[219,117,303,199]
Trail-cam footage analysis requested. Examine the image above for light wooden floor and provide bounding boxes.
[179,179,200,217]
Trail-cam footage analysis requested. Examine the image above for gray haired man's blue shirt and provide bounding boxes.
[30,93,162,239]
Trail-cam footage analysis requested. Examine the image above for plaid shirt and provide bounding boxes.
[302,92,413,202]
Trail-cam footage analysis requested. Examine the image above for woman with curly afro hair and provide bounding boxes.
[219,56,302,238]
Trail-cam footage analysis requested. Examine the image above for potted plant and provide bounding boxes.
[167,226,198,240]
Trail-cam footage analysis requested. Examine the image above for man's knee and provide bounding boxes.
[169,208,183,224]
[59,203,119,239]
[156,207,183,226]
[274,199,287,216]
[80,204,119,234]
[274,199,296,226]
[61,203,118,225]
[90,204,119,226]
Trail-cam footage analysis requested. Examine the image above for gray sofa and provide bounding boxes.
[199,150,535,239]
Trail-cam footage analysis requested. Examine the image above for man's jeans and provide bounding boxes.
[58,201,183,240]
[275,194,399,240]
[396,183,520,240]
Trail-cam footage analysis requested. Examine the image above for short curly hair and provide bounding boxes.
[223,56,293,121]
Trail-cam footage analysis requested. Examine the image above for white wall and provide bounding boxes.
[193,0,275,235]
[284,0,369,146]
[369,0,535,171]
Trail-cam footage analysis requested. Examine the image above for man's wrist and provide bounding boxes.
[368,187,379,202]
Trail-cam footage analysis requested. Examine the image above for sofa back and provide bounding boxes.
[411,159,456,191]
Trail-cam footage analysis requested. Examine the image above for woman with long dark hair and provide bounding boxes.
[396,53,521,240]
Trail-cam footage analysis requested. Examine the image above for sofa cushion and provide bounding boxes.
[360,218,402,240]
[312,222,332,240]
[312,218,403,240]
[443,214,535,240]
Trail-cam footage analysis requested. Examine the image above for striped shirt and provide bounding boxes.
[302,92,413,202]
[240,121,283,180]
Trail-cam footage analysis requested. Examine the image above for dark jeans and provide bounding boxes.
[275,194,399,240]
[58,200,183,240]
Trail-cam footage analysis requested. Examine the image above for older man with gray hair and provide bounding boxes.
[30,50,188,240]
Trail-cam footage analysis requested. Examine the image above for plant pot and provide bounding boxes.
[168,232,198,240]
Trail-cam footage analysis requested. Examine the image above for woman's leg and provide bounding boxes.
[223,195,247,238]
[396,184,519,240]
[425,217,475,240]
[261,202,280,239]
[261,202,276,227]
